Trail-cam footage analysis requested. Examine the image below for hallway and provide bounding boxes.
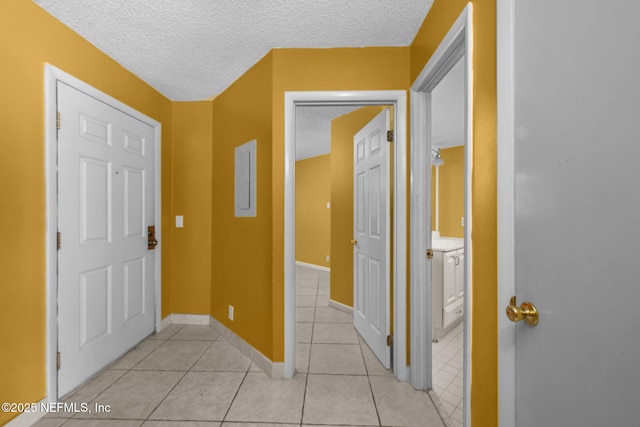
[35,266,447,426]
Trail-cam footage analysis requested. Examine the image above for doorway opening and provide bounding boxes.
[410,4,473,427]
[294,105,393,374]
[284,91,408,382]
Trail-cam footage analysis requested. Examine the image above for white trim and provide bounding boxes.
[295,260,331,272]
[44,64,59,404]
[4,397,50,427]
[44,64,162,402]
[209,317,285,378]
[497,0,516,425]
[284,91,408,382]
[409,4,473,427]
[328,299,354,314]
[160,315,173,330]
[169,314,210,325]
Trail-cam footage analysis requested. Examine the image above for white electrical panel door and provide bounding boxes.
[235,140,257,217]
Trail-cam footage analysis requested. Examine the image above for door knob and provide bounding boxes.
[506,296,539,326]
[351,239,358,246]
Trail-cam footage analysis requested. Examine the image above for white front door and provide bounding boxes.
[500,1,640,425]
[57,82,156,396]
[353,109,390,369]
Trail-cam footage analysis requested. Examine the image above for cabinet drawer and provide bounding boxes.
[443,300,464,329]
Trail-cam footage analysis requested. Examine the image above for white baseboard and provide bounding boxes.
[209,316,284,379]
[329,299,354,314]
[295,261,330,272]
[160,315,173,330]
[171,314,210,325]
[4,397,49,427]
[160,314,209,331]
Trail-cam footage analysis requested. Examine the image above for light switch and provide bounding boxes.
[326,202,331,209]
[461,217,464,227]
[176,215,184,228]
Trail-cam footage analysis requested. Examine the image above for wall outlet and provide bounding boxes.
[326,255,330,262]
[326,202,331,209]
[176,215,184,228]
[228,305,234,321]
[461,217,464,227]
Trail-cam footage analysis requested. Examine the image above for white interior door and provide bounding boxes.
[57,82,156,396]
[504,1,640,425]
[353,108,390,369]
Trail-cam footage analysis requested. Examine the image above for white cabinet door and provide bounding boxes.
[442,251,457,307]
[454,250,464,301]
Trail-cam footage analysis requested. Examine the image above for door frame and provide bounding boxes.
[497,0,516,425]
[409,2,473,424]
[44,64,163,401]
[284,91,407,381]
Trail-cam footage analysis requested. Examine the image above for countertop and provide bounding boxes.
[432,237,464,252]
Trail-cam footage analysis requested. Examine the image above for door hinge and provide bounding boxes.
[426,249,434,259]
[56,352,61,370]
[56,112,61,130]
[57,232,61,250]
[386,334,394,347]
[387,130,394,142]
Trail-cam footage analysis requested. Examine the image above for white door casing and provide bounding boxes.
[353,109,391,369]
[498,1,640,425]
[45,65,162,401]
[409,9,472,427]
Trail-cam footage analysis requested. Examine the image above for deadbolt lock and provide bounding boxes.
[148,225,159,250]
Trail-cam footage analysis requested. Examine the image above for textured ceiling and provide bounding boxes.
[431,55,465,149]
[34,0,434,101]
[295,106,360,160]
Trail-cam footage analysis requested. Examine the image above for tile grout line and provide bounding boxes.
[299,270,317,425]
[220,365,251,424]
[140,369,190,423]
[141,333,216,423]
[366,368,383,427]
[58,329,183,422]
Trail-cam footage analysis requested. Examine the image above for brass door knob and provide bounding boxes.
[350,239,358,246]
[506,296,539,326]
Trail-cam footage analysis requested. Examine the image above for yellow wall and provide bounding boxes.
[329,107,386,307]
[271,48,410,361]
[209,48,408,363]
[296,155,331,268]
[1,2,498,424]
[435,146,465,238]
[171,102,213,314]
[412,1,498,425]
[0,1,173,424]
[211,53,274,359]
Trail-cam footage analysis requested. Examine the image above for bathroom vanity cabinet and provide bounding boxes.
[432,239,464,341]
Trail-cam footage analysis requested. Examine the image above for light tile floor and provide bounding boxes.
[432,322,464,427]
[35,266,450,427]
